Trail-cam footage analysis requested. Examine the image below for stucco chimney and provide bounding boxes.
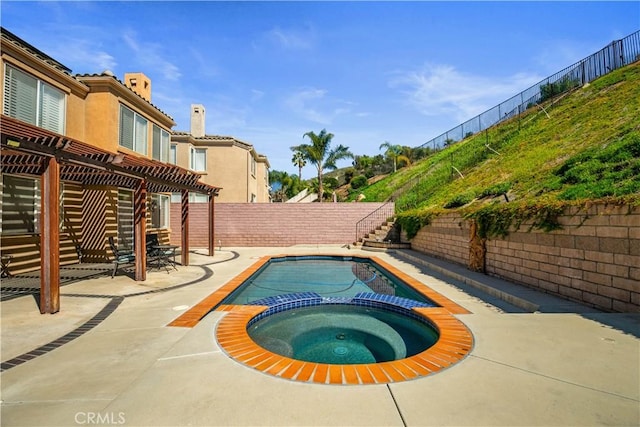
[191,104,206,137]
[124,72,151,102]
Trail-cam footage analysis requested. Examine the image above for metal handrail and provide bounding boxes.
[355,202,396,243]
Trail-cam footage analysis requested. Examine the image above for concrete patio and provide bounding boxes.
[1,246,638,426]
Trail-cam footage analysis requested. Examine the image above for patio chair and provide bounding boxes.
[108,236,135,278]
[146,233,160,266]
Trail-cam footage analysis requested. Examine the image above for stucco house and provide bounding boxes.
[0,27,219,313]
[171,104,271,203]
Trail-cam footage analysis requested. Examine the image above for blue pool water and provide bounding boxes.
[248,304,439,364]
[222,256,436,306]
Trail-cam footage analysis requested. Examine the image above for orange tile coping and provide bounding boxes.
[215,304,473,385]
[167,253,474,384]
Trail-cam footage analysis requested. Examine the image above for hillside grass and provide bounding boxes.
[355,62,640,238]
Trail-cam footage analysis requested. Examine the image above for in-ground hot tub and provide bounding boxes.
[248,302,439,364]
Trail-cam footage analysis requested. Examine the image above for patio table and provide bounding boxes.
[151,245,178,273]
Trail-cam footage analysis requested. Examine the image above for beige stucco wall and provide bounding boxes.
[171,136,270,203]
[83,90,121,152]
[256,159,271,202]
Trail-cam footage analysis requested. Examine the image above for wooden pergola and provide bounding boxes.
[0,115,220,314]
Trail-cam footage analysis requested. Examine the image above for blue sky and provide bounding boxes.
[2,1,638,178]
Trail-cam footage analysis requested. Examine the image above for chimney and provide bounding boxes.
[124,72,151,102]
[190,104,206,137]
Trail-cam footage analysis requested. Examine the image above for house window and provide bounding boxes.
[3,64,65,134]
[251,157,256,177]
[119,105,148,155]
[117,189,134,250]
[169,144,177,165]
[171,192,208,203]
[152,125,170,162]
[0,174,41,235]
[190,147,206,171]
[150,194,169,229]
[190,193,209,203]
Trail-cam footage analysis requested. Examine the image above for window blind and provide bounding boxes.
[119,106,134,150]
[3,65,38,125]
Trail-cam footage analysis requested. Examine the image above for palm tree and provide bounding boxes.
[292,129,353,202]
[291,150,306,181]
[379,141,410,173]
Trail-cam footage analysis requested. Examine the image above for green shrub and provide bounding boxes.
[478,182,512,198]
[396,210,434,239]
[350,175,368,189]
[540,76,580,102]
[465,200,564,238]
[443,192,475,209]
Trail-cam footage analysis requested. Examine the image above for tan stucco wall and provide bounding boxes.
[211,145,249,202]
[171,136,270,203]
[83,91,121,152]
[65,92,87,141]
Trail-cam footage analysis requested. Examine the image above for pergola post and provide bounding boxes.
[134,180,147,281]
[208,193,215,257]
[40,156,60,314]
[181,189,189,266]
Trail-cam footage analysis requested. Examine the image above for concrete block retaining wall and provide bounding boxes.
[409,204,639,313]
[170,202,389,248]
[409,213,471,266]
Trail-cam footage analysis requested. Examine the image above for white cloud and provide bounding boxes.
[122,30,181,81]
[57,38,116,73]
[188,47,220,79]
[251,89,265,102]
[284,88,331,124]
[264,25,315,50]
[390,64,542,122]
[284,88,356,125]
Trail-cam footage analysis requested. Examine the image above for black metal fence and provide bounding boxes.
[418,30,640,151]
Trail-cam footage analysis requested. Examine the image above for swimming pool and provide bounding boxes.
[220,255,437,306]
[170,254,474,385]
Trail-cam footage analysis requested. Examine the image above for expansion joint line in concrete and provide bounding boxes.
[0,264,216,372]
[470,354,639,402]
[387,384,408,427]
